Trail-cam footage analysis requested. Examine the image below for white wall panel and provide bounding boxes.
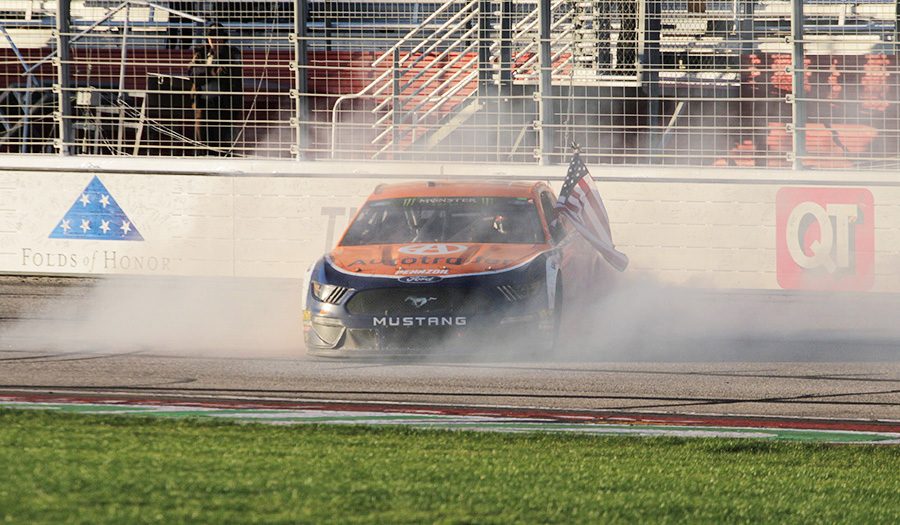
[1,156,898,292]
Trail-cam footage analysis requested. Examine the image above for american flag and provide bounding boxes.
[555,150,629,271]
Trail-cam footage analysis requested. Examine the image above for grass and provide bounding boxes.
[1,409,898,524]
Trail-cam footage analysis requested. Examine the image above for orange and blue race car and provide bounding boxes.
[302,181,607,356]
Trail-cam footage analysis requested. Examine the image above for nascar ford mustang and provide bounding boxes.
[302,181,605,356]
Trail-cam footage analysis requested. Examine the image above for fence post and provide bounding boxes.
[55,0,74,155]
[499,0,512,87]
[294,0,309,159]
[644,0,661,161]
[115,4,130,154]
[538,0,554,165]
[738,0,754,55]
[791,0,806,170]
[478,0,493,96]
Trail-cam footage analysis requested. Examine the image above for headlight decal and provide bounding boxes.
[311,282,353,304]
[496,281,543,302]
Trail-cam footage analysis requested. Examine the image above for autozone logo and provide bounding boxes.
[776,187,874,291]
[397,244,467,255]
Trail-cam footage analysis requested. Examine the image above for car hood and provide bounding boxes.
[328,243,549,277]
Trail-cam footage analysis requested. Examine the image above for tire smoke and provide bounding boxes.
[0,276,304,358]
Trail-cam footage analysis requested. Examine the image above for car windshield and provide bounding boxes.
[340,197,546,246]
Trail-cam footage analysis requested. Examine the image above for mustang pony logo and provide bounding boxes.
[405,296,437,309]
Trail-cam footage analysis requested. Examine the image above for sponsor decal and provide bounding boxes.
[398,243,467,256]
[50,176,143,241]
[373,316,467,327]
[398,275,444,283]
[400,197,492,206]
[349,256,465,267]
[20,249,170,272]
[348,255,515,268]
[776,187,874,291]
[20,177,171,273]
[405,296,437,308]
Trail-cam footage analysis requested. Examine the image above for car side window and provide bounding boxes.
[539,192,566,244]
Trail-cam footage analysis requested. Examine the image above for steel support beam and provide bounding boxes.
[538,0,554,165]
[499,0,512,87]
[738,0,755,55]
[791,0,806,170]
[294,0,310,159]
[477,0,493,96]
[645,0,662,162]
[56,0,74,155]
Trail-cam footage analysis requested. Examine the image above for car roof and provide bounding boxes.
[367,181,547,201]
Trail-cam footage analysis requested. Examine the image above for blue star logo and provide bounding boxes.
[49,176,143,241]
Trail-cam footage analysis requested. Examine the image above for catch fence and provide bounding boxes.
[0,0,897,168]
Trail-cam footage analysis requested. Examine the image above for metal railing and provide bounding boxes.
[0,0,898,169]
[508,0,643,85]
[328,0,482,158]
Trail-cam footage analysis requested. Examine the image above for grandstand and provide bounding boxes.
[0,1,897,167]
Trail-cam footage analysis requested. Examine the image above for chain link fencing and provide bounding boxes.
[0,1,897,168]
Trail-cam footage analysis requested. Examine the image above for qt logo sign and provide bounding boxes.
[776,187,874,291]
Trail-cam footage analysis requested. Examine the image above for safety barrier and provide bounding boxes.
[1,155,898,291]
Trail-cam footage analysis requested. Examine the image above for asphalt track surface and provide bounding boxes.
[1,276,898,425]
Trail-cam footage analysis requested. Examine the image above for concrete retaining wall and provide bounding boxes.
[2,156,897,291]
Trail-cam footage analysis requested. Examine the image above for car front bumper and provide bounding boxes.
[303,309,554,357]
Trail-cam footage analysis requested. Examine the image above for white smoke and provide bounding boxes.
[547,271,900,362]
[2,268,899,363]
[0,276,304,358]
